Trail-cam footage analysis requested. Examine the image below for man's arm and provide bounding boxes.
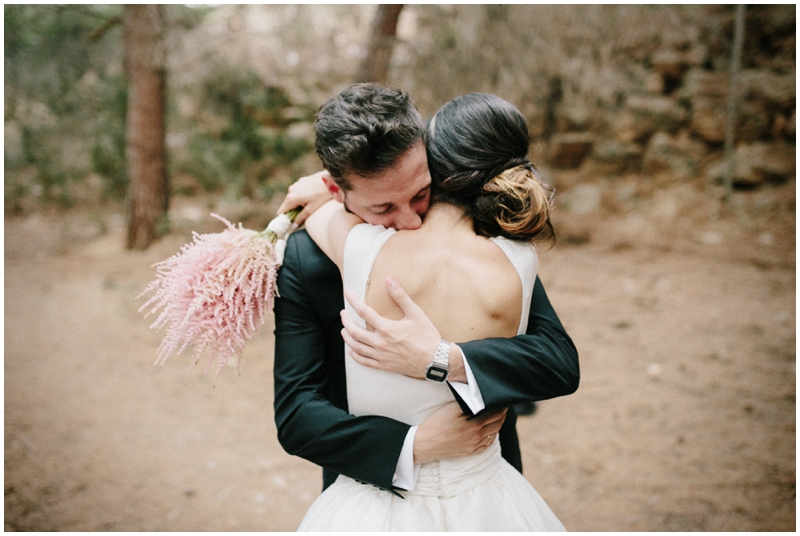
[273,231,506,492]
[459,276,579,413]
[340,276,579,414]
[273,232,408,493]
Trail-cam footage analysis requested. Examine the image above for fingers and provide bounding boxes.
[475,433,497,453]
[291,205,313,227]
[341,325,378,363]
[385,277,422,317]
[340,309,377,346]
[347,346,381,369]
[276,198,296,217]
[475,408,508,434]
[276,171,331,221]
[473,411,506,453]
[340,312,385,369]
[344,291,386,330]
[276,183,305,215]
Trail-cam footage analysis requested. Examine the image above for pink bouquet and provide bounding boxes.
[138,209,300,380]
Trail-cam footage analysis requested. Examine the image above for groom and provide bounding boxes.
[273,83,579,495]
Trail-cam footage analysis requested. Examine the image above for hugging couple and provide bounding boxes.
[273,82,579,531]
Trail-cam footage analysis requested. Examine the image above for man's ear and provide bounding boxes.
[321,175,345,203]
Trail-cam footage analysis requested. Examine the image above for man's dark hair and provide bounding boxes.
[314,83,424,190]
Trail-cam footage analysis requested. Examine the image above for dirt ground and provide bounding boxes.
[4,181,796,531]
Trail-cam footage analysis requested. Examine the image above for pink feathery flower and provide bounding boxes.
[138,209,299,380]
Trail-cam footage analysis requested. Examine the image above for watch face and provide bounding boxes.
[425,365,448,382]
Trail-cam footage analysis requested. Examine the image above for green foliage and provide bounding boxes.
[5,4,318,213]
[177,65,314,199]
[90,84,129,200]
[5,5,122,113]
[4,4,127,209]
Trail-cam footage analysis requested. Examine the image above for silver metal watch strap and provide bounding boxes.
[433,340,450,367]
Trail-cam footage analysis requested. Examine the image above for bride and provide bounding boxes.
[299,93,565,531]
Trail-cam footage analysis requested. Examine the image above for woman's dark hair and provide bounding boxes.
[426,93,554,244]
[315,83,425,190]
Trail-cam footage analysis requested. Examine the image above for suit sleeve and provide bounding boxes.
[458,277,579,414]
[273,233,410,493]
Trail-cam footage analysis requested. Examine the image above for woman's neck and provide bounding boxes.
[421,202,471,231]
[412,203,475,234]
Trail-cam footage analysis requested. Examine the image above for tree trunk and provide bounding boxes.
[357,4,404,85]
[723,4,746,204]
[123,4,168,250]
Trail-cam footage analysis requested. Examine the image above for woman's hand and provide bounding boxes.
[276,170,332,227]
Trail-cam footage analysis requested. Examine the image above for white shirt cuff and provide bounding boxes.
[447,345,486,415]
[392,426,421,491]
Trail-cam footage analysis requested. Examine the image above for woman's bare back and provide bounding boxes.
[365,205,523,344]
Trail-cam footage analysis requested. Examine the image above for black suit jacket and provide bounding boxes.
[273,230,579,493]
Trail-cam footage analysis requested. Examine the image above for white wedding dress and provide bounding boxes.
[298,224,566,532]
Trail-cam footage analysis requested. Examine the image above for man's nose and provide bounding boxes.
[393,206,422,230]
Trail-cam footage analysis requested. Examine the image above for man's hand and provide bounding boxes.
[341,277,466,382]
[276,170,332,227]
[413,402,506,464]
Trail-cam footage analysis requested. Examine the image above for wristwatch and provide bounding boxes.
[425,340,450,382]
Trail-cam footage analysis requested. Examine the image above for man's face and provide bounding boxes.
[332,142,431,230]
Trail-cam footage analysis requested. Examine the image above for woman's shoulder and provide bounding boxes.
[345,223,397,254]
[489,235,537,259]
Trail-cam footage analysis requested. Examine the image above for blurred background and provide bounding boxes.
[4,4,795,531]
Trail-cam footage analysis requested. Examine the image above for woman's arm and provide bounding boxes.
[305,200,363,270]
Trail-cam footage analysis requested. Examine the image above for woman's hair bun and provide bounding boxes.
[473,164,555,243]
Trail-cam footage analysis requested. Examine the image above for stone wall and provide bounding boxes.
[5,5,794,213]
[391,5,795,189]
[185,4,794,188]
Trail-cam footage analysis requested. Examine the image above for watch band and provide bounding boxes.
[433,339,450,367]
[425,340,450,382]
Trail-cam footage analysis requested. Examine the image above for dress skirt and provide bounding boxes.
[297,442,566,532]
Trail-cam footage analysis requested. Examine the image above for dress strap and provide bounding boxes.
[489,237,538,334]
[343,224,397,328]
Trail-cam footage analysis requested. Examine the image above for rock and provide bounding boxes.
[614,112,645,143]
[736,100,773,143]
[690,98,726,144]
[556,100,593,132]
[678,69,727,100]
[624,95,689,139]
[690,92,773,145]
[548,132,594,169]
[652,48,686,93]
[706,158,751,187]
[559,183,602,216]
[786,110,796,139]
[642,132,707,179]
[683,44,709,69]
[738,143,796,183]
[698,230,724,245]
[740,70,795,112]
[652,49,684,80]
[706,142,796,187]
[591,140,643,173]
